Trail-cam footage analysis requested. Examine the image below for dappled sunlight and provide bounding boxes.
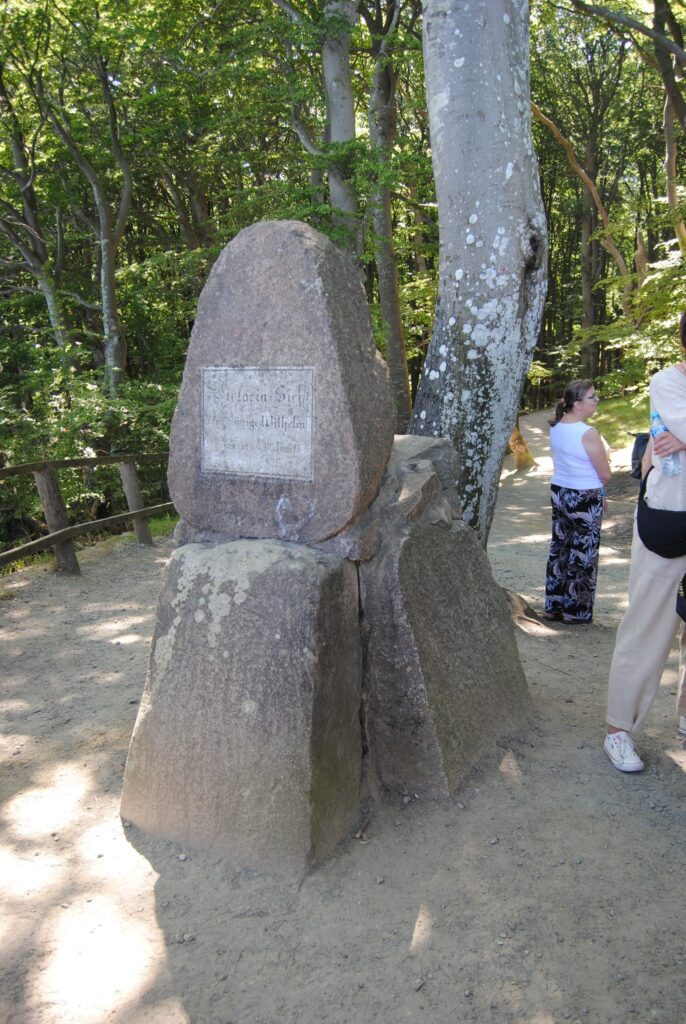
[0,727,31,750]
[86,613,151,637]
[3,761,92,838]
[0,843,65,899]
[493,503,550,520]
[1,575,30,593]
[510,509,550,520]
[109,632,145,646]
[526,458,553,478]
[74,613,153,651]
[490,531,551,548]
[35,895,161,1024]
[0,776,171,1024]
[77,819,155,883]
[0,907,18,950]
[596,583,629,605]
[500,463,553,488]
[599,551,631,566]
[498,461,550,485]
[1,776,170,1024]
[409,902,433,953]
[511,618,557,637]
[2,612,50,636]
[0,538,180,1024]
[522,423,548,439]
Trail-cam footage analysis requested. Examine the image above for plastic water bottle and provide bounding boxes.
[650,411,682,476]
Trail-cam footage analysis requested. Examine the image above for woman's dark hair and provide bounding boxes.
[549,379,593,426]
[680,309,686,351]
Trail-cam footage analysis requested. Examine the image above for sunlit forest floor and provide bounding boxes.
[1,412,684,1024]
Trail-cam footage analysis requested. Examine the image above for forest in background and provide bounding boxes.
[1,0,685,548]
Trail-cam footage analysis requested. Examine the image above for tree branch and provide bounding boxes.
[531,99,633,318]
[566,0,686,66]
[58,288,100,311]
[273,0,306,24]
[291,104,322,155]
[95,55,133,248]
[653,1,686,133]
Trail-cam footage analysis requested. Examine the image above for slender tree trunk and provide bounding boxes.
[412,196,429,273]
[663,90,686,253]
[410,0,548,545]
[99,219,127,396]
[0,68,74,355]
[37,272,71,353]
[653,0,686,135]
[0,216,73,355]
[35,57,132,398]
[161,169,207,248]
[275,0,362,255]
[367,14,412,431]
[322,0,361,253]
[580,183,596,377]
[371,191,412,430]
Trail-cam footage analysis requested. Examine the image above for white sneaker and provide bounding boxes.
[604,731,644,773]
[679,716,686,737]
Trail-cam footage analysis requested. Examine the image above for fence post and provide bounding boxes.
[32,467,81,574]
[119,461,154,545]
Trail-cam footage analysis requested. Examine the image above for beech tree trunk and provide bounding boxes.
[410,0,548,545]
[322,0,361,253]
[35,54,132,398]
[580,181,596,378]
[0,68,73,354]
[663,90,686,254]
[276,0,361,255]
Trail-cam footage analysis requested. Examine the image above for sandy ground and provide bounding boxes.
[1,410,685,1024]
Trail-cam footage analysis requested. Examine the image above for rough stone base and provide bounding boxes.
[359,448,530,797]
[121,540,362,876]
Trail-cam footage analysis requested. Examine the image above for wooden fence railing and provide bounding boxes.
[0,453,174,574]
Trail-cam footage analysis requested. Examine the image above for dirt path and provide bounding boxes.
[1,414,685,1024]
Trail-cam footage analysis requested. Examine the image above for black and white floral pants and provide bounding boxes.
[544,484,604,622]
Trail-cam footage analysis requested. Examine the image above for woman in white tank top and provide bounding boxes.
[544,379,611,623]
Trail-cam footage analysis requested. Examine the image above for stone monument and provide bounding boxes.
[167,219,394,544]
[121,220,529,877]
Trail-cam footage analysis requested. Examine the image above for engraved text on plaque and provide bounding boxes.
[201,367,315,480]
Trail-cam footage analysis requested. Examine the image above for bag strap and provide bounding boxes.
[638,465,653,505]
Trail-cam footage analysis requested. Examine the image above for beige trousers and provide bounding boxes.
[607,522,686,732]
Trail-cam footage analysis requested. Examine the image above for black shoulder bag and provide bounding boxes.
[636,468,686,558]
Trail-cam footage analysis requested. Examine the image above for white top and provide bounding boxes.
[646,365,686,511]
[550,421,603,490]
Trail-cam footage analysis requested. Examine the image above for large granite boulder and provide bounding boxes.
[121,540,362,876]
[357,436,530,796]
[168,220,395,545]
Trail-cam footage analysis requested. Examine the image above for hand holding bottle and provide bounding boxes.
[650,412,682,476]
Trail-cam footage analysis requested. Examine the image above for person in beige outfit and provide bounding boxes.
[605,313,686,772]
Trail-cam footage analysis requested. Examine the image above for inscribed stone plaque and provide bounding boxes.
[201,367,314,481]
[167,219,395,543]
